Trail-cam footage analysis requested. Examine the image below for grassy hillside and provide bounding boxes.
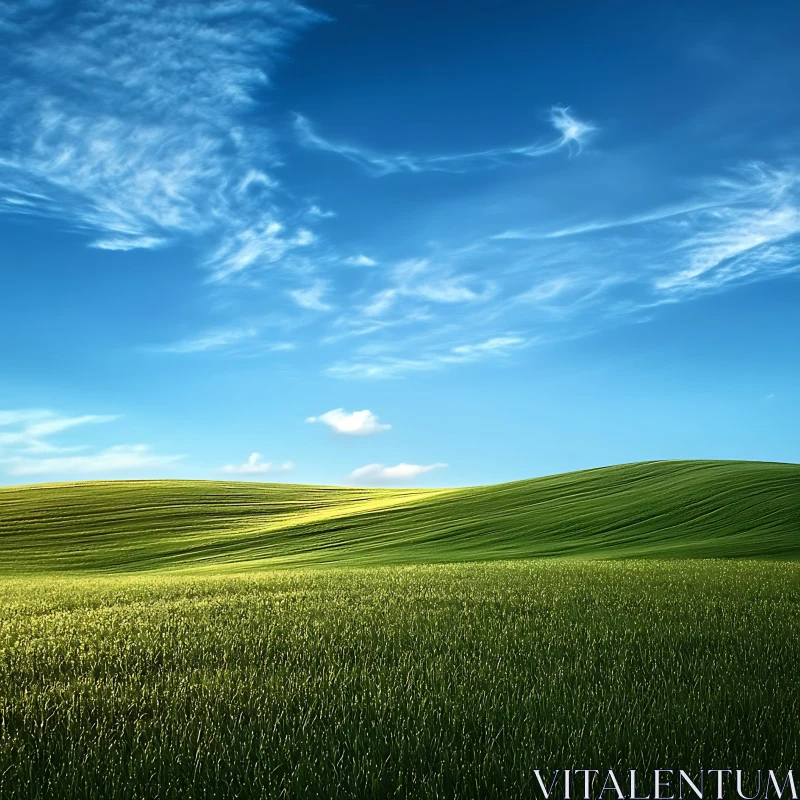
[2,461,799,797]
[1,459,798,573]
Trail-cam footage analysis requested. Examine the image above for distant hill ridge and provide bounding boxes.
[1,460,798,573]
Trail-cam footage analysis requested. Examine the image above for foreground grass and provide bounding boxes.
[2,461,799,573]
[1,560,798,798]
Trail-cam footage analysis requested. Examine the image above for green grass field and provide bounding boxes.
[1,460,798,798]
[2,460,799,573]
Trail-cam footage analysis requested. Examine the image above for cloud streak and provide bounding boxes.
[294,106,595,176]
[349,462,447,482]
[4,445,183,477]
[327,335,528,380]
[0,407,181,478]
[289,281,332,311]
[0,409,119,453]
[320,160,800,382]
[155,327,261,354]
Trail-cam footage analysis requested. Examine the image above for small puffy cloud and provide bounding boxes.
[308,204,336,218]
[306,408,390,436]
[349,462,447,482]
[293,228,316,246]
[345,254,377,266]
[221,452,294,475]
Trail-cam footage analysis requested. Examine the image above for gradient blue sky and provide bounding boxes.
[1,0,799,486]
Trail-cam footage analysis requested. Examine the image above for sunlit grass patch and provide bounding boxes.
[1,560,798,798]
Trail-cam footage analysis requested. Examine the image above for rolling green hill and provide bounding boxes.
[1,459,798,573]
[2,460,799,797]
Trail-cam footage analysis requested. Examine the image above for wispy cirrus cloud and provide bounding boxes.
[318,161,800,382]
[349,462,447,482]
[0,408,181,478]
[0,1,326,281]
[0,409,119,453]
[289,281,332,311]
[151,321,298,356]
[359,258,495,319]
[155,327,261,354]
[306,408,390,435]
[451,161,800,339]
[4,445,183,477]
[4,2,797,394]
[490,200,728,242]
[492,162,800,303]
[294,106,595,176]
[327,335,528,380]
[654,167,800,295]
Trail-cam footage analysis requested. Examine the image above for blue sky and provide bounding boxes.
[1,0,799,486]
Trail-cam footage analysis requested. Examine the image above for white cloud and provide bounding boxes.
[468,160,800,348]
[517,278,573,303]
[308,204,336,218]
[656,201,800,293]
[0,407,181,479]
[205,220,317,283]
[362,289,399,317]
[359,257,493,319]
[327,335,528,380]
[345,254,377,266]
[24,414,120,438]
[221,452,294,475]
[306,408,390,435]
[349,462,447,482]
[91,235,168,251]
[288,281,332,311]
[294,105,595,176]
[490,199,734,244]
[155,327,260,354]
[411,279,489,303]
[449,336,525,358]
[3,444,183,476]
[0,409,120,451]
[154,327,297,356]
[0,409,52,427]
[0,1,326,282]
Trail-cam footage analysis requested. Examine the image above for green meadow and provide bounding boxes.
[1,460,799,798]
